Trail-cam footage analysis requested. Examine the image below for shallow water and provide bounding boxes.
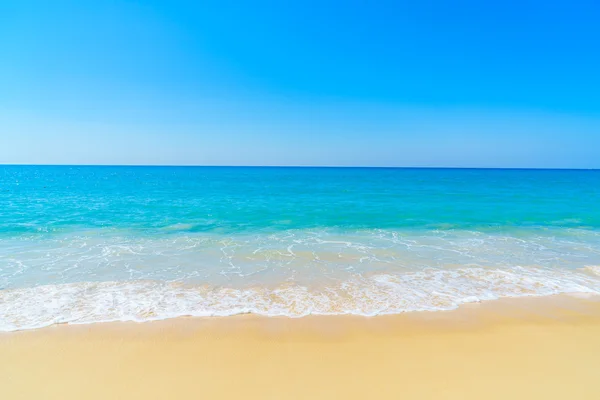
[1,166,600,330]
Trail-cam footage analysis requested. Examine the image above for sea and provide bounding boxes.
[1,165,600,331]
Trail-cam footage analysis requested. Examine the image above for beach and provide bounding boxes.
[2,295,600,399]
[2,167,600,398]
[4,0,599,397]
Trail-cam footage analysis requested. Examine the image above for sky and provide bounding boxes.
[1,0,599,168]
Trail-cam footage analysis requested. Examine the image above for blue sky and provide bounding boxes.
[1,1,599,167]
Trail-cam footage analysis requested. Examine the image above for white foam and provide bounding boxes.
[2,266,600,331]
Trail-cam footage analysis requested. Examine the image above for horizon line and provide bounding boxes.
[0,164,598,171]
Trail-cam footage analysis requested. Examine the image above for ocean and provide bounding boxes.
[1,165,600,331]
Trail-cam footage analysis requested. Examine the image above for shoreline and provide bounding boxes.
[4,264,600,332]
[2,294,600,399]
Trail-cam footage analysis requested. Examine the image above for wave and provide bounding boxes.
[2,266,600,331]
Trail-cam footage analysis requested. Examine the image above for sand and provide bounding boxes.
[2,295,600,399]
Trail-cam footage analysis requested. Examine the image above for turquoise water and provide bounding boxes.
[1,166,600,330]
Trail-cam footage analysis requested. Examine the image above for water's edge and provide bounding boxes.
[3,266,600,332]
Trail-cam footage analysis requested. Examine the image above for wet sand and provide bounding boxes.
[1,295,600,399]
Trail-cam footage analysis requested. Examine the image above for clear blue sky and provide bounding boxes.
[1,1,599,167]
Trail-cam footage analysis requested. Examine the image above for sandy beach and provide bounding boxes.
[1,295,600,399]
[4,0,599,397]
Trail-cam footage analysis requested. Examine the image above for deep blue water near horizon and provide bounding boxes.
[1,165,600,331]
[4,165,600,233]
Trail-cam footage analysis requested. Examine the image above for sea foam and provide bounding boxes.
[2,266,599,331]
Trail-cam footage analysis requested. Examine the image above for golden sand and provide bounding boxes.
[2,295,600,399]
